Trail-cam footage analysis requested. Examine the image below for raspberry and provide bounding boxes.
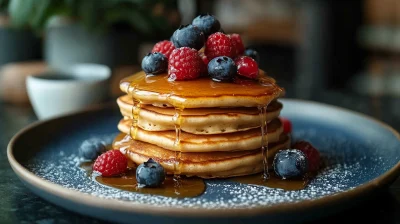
[151,40,175,58]
[93,150,127,177]
[234,56,259,79]
[279,117,292,134]
[229,34,245,56]
[168,47,203,81]
[205,32,234,60]
[292,141,320,173]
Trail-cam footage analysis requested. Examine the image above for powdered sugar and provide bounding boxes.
[24,129,389,209]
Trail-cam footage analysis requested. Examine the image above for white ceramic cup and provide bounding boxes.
[26,63,111,120]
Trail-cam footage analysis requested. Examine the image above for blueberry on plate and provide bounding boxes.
[136,158,166,188]
[79,139,107,161]
[141,52,168,75]
[208,56,236,82]
[273,149,308,179]
[192,13,221,38]
[171,24,205,50]
[244,48,260,64]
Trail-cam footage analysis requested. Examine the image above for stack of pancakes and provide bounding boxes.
[114,71,290,178]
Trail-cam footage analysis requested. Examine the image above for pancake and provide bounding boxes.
[119,70,284,108]
[113,133,290,178]
[117,95,282,134]
[117,118,283,152]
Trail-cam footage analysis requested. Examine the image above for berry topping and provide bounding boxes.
[244,48,260,63]
[229,34,245,56]
[208,56,236,82]
[151,40,175,58]
[79,139,107,161]
[171,24,205,50]
[141,52,168,75]
[192,13,221,38]
[292,141,321,173]
[168,47,203,81]
[273,149,308,179]
[234,56,259,79]
[279,117,292,134]
[93,150,127,177]
[205,32,234,60]
[136,158,166,188]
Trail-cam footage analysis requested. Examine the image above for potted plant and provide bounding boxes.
[0,0,42,67]
[7,0,180,70]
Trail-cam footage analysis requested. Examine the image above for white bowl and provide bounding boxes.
[26,63,111,120]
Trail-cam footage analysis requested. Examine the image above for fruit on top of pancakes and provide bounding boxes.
[168,47,204,81]
[208,56,236,82]
[141,52,168,75]
[143,14,265,83]
[273,149,308,179]
[292,141,321,173]
[79,138,107,161]
[151,40,175,58]
[205,32,235,60]
[229,33,245,57]
[136,158,166,188]
[192,13,221,38]
[244,48,260,63]
[235,56,259,79]
[280,117,292,134]
[171,24,205,50]
[93,150,127,177]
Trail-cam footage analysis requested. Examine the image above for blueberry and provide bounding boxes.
[136,158,166,188]
[244,48,260,63]
[141,52,168,75]
[79,139,107,160]
[273,149,308,179]
[192,14,221,38]
[208,56,236,82]
[171,24,205,50]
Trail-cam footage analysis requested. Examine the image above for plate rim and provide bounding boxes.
[7,99,400,218]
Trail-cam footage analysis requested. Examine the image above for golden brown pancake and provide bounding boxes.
[119,70,284,108]
[113,133,290,178]
[117,118,283,152]
[117,95,282,134]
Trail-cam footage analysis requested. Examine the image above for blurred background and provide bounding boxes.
[0,0,400,120]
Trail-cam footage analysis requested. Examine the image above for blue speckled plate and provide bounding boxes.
[7,99,400,224]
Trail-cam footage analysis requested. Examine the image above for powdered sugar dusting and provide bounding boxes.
[23,126,395,209]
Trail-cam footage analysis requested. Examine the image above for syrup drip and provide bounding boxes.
[128,83,141,140]
[258,103,270,180]
[172,107,184,185]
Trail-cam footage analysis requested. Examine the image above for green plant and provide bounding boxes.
[7,0,180,37]
[0,0,9,12]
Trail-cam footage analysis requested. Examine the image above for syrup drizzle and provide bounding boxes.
[128,83,141,140]
[172,107,183,183]
[258,104,270,180]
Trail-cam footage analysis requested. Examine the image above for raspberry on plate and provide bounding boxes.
[292,141,321,173]
[168,47,203,81]
[151,40,175,58]
[229,34,245,56]
[205,32,234,60]
[279,117,292,134]
[93,150,128,177]
[234,56,259,79]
